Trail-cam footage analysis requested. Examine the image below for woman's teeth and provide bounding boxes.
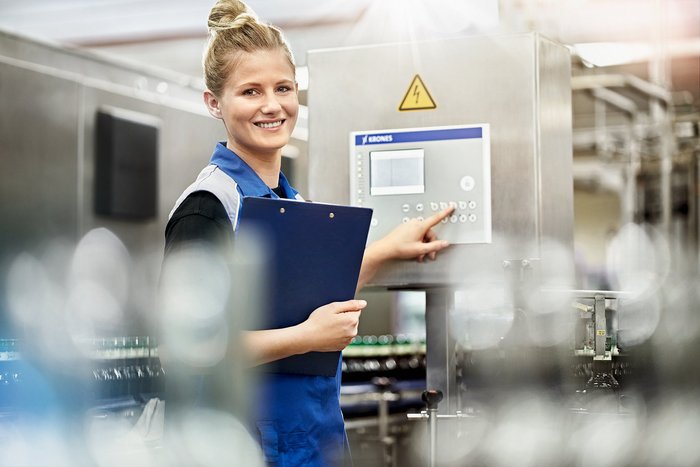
[255,120,283,128]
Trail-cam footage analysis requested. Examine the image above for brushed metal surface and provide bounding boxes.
[536,37,574,254]
[0,30,205,103]
[0,62,81,254]
[308,33,573,287]
[0,33,227,333]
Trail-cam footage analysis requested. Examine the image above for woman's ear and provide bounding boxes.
[203,90,222,119]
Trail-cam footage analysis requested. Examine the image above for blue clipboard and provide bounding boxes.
[238,197,373,376]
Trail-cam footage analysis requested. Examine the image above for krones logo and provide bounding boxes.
[361,134,393,144]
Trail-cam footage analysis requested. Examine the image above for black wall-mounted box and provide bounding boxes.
[95,109,159,219]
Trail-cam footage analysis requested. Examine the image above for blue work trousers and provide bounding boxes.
[254,364,349,466]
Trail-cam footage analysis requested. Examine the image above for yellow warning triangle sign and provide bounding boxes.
[399,74,437,111]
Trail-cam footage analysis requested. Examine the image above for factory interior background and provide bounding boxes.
[1,0,699,466]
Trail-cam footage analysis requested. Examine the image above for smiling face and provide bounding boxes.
[204,48,298,161]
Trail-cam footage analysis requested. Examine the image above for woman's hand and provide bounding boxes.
[297,299,367,352]
[241,299,366,366]
[357,207,454,289]
[373,207,454,262]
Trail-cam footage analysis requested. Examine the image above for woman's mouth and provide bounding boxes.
[254,120,284,129]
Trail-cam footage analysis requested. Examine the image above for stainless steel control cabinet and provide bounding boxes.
[308,33,573,287]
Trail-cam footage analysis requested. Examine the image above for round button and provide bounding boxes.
[439,202,448,210]
[459,214,467,223]
[449,201,457,209]
[458,201,467,210]
[402,217,410,223]
[416,203,424,212]
[402,204,410,213]
[441,217,448,224]
[430,202,439,211]
[468,214,477,222]
[468,200,477,209]
[371,218,378,227]
[417,216,424,222]
[449,215,458,223]
[460,176,476,192]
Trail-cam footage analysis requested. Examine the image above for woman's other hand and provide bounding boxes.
[298,299,367,352]
[242,299,366,365]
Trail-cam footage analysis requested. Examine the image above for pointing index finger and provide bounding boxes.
[424,206,455,228]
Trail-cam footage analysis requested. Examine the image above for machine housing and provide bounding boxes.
[308,33,574,287]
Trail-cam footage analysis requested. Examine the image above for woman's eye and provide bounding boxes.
[277,86,292,93]
[242,89,259,96]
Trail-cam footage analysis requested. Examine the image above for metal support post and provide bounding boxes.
[425,289,456,413]
[594,294,607,359]
[424,389,443,467]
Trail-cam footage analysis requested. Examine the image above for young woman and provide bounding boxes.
[165,0,454,464]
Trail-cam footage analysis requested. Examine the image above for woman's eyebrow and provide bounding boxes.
[235,78,293,88]
[235,80,261,88]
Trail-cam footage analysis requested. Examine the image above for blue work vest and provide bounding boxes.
[169,143,349,466]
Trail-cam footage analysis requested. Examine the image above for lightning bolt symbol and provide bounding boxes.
[413,84,420,104]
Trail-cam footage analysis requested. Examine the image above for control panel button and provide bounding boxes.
[460,175,476,192]
[458,201,467,210]
[468,214,477,222]
[449,215,458,223]
[417,216,424,222]
[439,202,448,210]
[402,204,410,213]
[416,203,424,212]
[448,201,457,209]
[468,200,477,209]
[441,217,448,224]
[430,202,439,211]
[458,214,467,223]
[402,217,410,223]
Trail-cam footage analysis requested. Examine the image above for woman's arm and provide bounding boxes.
[243,208,456,365]
[357,207,454,290]
[242,299,367,366]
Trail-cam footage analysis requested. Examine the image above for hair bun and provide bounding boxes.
[207,0,257,32]
[203,0,295,96]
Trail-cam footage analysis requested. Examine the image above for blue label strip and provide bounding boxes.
[355,127,482,146]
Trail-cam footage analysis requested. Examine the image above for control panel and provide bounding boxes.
[350,125,491,244]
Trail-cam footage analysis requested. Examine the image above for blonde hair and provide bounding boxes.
[204,0,295,96]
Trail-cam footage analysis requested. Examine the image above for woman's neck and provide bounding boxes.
[229,142,281,188]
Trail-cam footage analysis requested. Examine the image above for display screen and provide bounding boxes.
[369,149,425,196]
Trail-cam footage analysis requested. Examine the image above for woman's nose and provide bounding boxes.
[260,93,282,113]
